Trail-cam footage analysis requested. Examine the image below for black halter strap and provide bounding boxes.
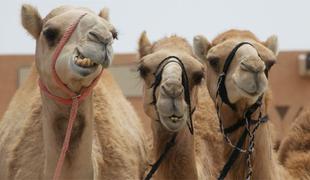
[216,42,271,180]
[223,95,264,134]
[144,56,195,180]
[217,42,255,110]
[144,133,177,180]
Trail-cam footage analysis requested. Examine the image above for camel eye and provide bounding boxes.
[137,64,150,79]
[112,30,118,40]
[265,60,276,70]
[192,71,204,85]
[43,27,59,46]
[208,57,220,71]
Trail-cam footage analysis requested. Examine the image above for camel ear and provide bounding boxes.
[138,31,152,58]
[265,35,278,55]
[193,35,211,62]
[99,8,109,21]
[21,4,42,40]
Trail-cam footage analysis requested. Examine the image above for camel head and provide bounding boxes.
[194,30,278,107]
[21,4,117,95]
[138,32,204,132]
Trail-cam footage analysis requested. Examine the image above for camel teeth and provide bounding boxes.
[74,57,96,67]
[77,59,82,65]
[170,117,178,121]
[84,58,89,66]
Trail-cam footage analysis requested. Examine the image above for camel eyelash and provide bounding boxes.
[265,60,276,70]
[192,71,204,85]
[43,27,60,46]
[137,64,150,78]
[111,30,118,40]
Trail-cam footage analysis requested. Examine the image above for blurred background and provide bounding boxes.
[0,0,310,145]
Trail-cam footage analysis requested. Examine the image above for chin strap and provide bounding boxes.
[37,13,103,180]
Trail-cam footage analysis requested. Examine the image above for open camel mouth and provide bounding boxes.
[169,115,183,123]
[73,53,98,68]
[70,50,100,76]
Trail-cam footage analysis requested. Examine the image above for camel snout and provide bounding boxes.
[77,42,113,68]
[88,31,113,46]
[240,57,266,74]
[161,79,184,99]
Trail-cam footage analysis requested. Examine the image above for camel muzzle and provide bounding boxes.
[77,42,113,68]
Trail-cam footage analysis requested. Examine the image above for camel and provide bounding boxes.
[0,4,148,180]
[138,32,224,180]
[278,107,310,179]
[193,29,295,179]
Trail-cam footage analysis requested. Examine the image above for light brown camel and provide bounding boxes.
[0,4,148,180]
[193,29,293,179]
[138,32,224,180]
[278,107,310,179]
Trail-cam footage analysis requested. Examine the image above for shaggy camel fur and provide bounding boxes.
[0,5,147,180]
[279,107,310,179]
[194,29,294,179]
[138,32,224,180]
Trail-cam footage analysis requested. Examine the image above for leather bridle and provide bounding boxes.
[144,56,196,180]
[215,42,269,180]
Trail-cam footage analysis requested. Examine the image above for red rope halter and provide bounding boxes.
[38,13,103,180]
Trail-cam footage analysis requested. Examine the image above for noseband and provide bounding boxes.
[216,42,269,180]
[38,13,103,180]
[144,56,195,180]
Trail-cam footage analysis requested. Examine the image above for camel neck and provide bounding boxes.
[220,104,277,180]
[151,122,197,180]
[40,92,94,179]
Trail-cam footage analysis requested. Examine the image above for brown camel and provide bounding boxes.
[193,29,293,179]
[0,4,148,180]
[278,107,310,179]
[138,32,224,180]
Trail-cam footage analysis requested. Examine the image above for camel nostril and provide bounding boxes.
[240,60,265,74]
[161,81,183,98]
[88,31,112,45]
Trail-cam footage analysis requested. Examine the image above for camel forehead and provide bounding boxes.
[43,5,95,24]
[212,29,260,46]
[208,39,276,60]
[141,50,203,72]
[152,36,194,55]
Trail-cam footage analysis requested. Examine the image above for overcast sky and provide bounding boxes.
[0,0,309,54]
